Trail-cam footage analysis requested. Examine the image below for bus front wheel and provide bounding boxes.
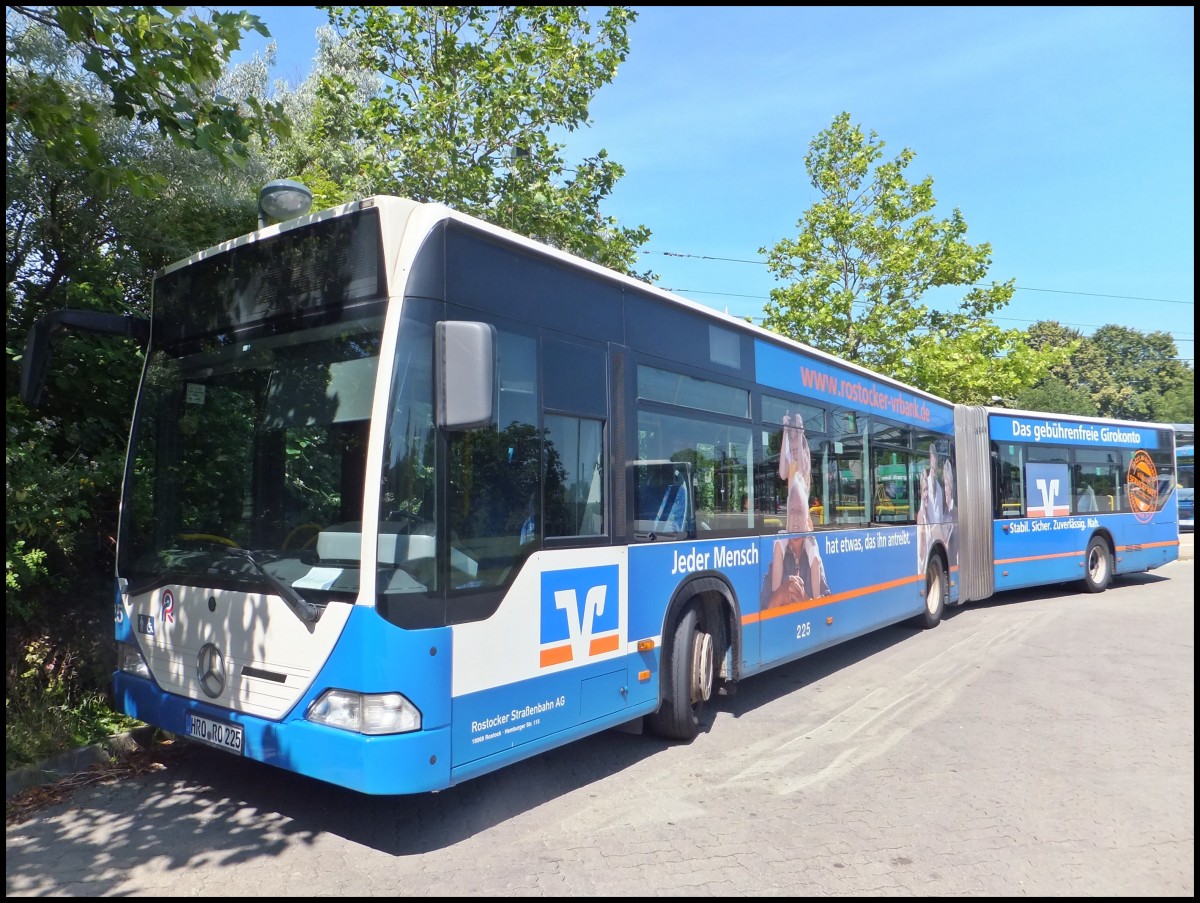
[646,603,713,742]
[1083,536,1112,593]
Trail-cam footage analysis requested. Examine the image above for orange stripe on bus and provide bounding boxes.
[744,573,924,624]
[539,645,573,667]
[1116,539,1179,552]
[995,550,1082,565]
[998,537,1180,566]
[589,634,620,656]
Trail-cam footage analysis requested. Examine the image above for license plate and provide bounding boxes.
[186,712,244,755]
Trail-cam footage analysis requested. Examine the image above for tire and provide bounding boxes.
[1082,535,1112,593]
[914,555,946,629]
[646,603,714,742]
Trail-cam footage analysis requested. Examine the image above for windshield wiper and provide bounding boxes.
[227,549,320,624]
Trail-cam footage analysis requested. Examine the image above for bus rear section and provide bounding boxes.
[953,407,1179,604]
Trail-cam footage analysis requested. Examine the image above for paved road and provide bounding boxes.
[7,561,1193,896]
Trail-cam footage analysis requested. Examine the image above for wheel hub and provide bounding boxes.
[690,630,714,704]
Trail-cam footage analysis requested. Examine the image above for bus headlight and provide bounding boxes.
[306,690,422,735]
[117,642,151,679]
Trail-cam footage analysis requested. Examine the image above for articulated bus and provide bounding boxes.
[19,193,1180,795]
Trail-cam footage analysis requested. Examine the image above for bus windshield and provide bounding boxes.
[119,316,385,600]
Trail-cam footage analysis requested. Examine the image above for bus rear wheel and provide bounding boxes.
[1083,535,1112,593]
[914,555,946,629]
[646,603,713,742]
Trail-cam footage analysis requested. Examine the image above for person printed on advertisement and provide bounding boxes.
[916,441,946,570]
[763,413,830,609]
[779,412,812,533]
[764,531,831,608]
[939,459,958,568]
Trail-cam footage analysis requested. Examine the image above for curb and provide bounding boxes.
[5,725,159,801]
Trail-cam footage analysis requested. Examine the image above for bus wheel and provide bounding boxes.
[646,603,713,742]
[1083,536,1112,593]
[915,555,946,629]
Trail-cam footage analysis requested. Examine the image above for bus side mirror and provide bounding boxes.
[435,320,495,430]
[19,310,150,408]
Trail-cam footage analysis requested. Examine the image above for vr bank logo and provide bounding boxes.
[539,565,621,668]
[1026,463,1071,517]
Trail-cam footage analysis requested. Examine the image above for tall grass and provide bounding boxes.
[5,632,139,772]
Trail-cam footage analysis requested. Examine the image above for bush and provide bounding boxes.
[5,617,139,771]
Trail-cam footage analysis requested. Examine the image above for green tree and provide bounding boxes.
[1011,321,1095,414]
[1156,385,1194,424]
[1013,378,1099,416]
[6,6,290,194]
[319,5,652,276]
[6,8,289,766]
[1086,324,1193,421]
[1015,321,1193,421]
[7,32,280,620]
[760,112,1066,404]
[7,8,288,620]
[257,24,382,212]
[1081,325,1191,421]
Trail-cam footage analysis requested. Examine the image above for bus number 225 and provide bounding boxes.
[796,622,811,640]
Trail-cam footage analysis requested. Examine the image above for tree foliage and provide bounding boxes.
[257,24,383,212]
[319,5,652,276]
[1012,378,1099,417]
[760,112,1067,404]
[1017,321,1194,421]
[6,8,281,627]
[6,6,290,194]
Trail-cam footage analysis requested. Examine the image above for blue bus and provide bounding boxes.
[19,191,1180,795]
[955,410,1179,599]
[1176,429,1194,530]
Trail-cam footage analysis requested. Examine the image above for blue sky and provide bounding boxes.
[228,6,1194,367]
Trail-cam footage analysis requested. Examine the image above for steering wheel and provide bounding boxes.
[178,532,241,548]
[282,522,323,551]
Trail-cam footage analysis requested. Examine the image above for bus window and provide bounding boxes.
[634,409,753,537]
[829,411,865,526]
[873,459,913,523]
[1178,440,1194,529]
[446,329,539,589]
[1072,450,1122,514]
[870,419,915,525]
[544,415,605,538]
[995,442,1024,517]
[633,460,693,538]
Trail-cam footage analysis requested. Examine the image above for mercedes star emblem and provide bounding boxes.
[196,643,226,699]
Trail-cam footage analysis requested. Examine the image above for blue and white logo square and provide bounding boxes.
[539,565,621,668]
